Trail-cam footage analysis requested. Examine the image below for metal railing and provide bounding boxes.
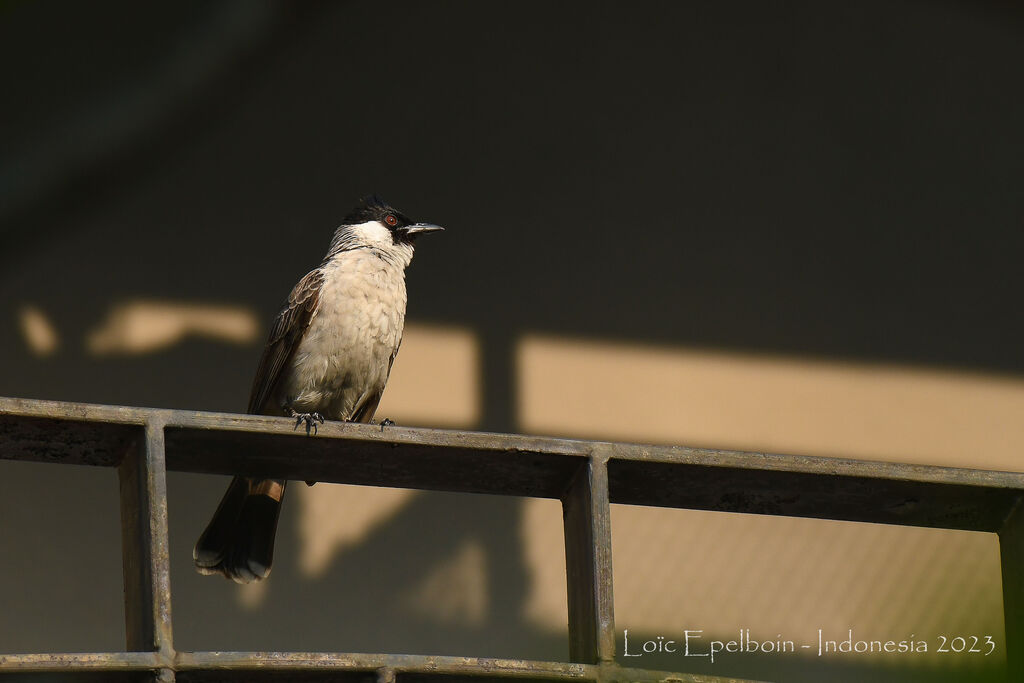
[0,395,1021,682]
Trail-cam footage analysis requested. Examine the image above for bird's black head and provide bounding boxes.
[341,195,444,243]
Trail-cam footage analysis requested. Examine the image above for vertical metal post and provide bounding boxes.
[119,418,174,676]
[562,447,616,664]
[1000,497,1024,682]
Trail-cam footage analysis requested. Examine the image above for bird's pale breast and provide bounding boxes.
[279,249,409,420]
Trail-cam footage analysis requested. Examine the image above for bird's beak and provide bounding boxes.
[398,222,444,237]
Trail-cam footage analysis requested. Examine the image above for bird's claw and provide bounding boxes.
[292,412,325,435]
[379,417,395,431]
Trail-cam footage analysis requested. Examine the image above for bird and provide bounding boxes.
[193,195,444,583]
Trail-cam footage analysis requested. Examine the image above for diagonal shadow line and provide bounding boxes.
[253,489,544,657]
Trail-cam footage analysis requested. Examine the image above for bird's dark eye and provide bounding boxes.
[385,215,398,227]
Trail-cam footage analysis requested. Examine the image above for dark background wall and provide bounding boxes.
[0,2,1021,682]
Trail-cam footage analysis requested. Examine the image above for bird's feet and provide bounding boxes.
[291,411,325,435]
[378,417,395,432]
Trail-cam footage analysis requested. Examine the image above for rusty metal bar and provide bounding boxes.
[171,653,758,682]
[562,450,615,664]
[159,412,1024,532]
[606,449,1024,532]
[163,419,586,500]
[173,652,597,678]
[0,652,162,672]
[0,398,140,466]
[0,651,760,682]
[377,665,397,683]
[118,417,174,668]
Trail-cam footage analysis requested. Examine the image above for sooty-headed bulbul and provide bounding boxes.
[194,195,443,583]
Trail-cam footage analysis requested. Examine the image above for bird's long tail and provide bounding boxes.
[193,476,286,583]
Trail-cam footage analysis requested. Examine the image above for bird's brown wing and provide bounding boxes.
[247,269,324,415]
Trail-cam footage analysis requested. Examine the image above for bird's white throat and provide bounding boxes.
[330,220,414,268]
[348,220,393,246]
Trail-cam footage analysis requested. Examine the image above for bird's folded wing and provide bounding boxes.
[247,268,324,414]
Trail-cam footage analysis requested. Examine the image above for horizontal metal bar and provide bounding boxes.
[174,652,594,678]
[163,419,586,500]
[0,652,164,671]
[175,653,764,683]
[609,458,1023,532]
[0,400,142,467]
[0,652,759,683]
[612,664,766,683]
[2,397,1023,532]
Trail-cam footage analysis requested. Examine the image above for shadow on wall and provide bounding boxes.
[168,475,552,658]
